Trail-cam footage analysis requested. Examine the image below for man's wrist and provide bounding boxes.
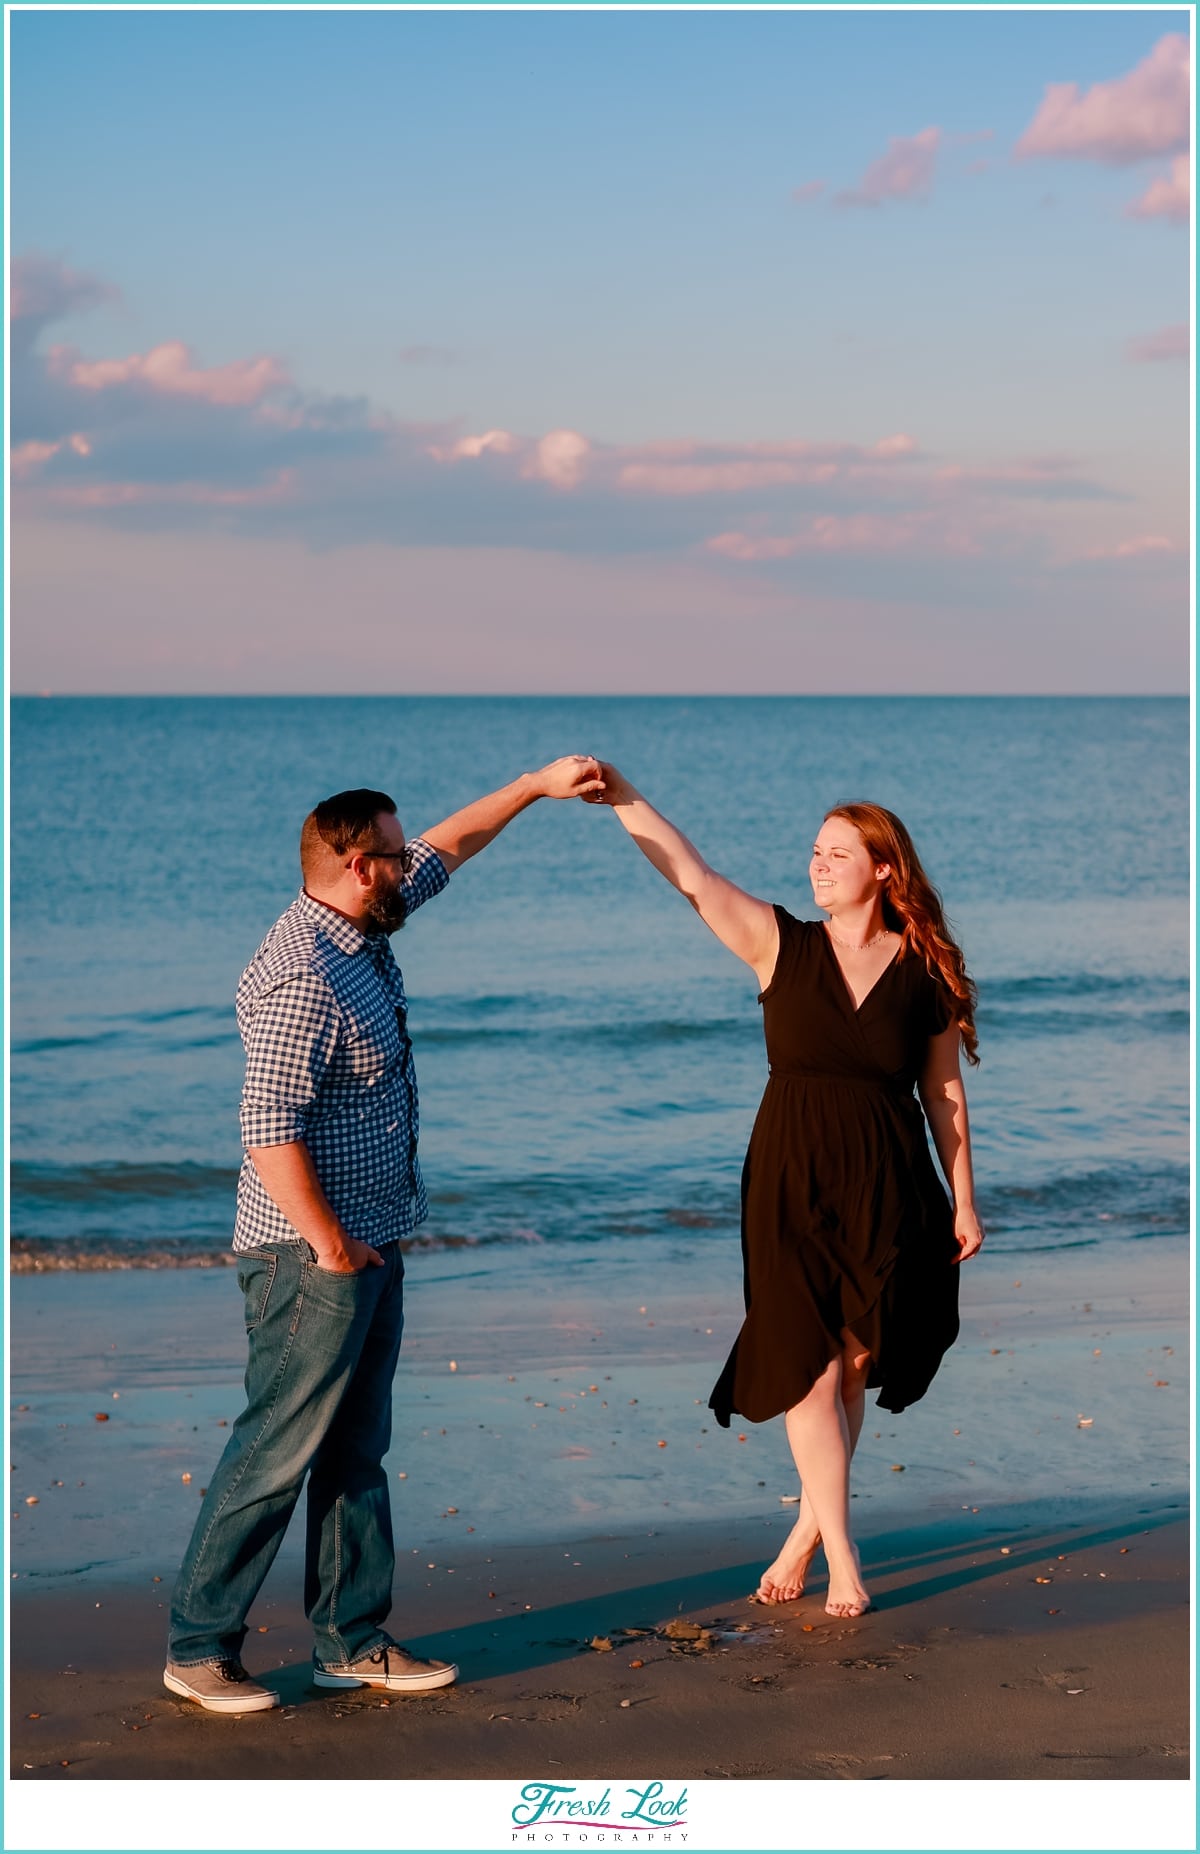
[305,1225,353,1263]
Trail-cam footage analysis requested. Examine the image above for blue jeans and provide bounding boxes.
[168,1240,405,1669]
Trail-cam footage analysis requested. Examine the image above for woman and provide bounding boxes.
[588,767,983,1619]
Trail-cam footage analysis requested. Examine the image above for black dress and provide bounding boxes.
[710,906,960,1427]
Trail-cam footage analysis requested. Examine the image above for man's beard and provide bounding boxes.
[365,882,408,934]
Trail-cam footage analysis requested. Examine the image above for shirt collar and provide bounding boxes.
[295,888,373,957]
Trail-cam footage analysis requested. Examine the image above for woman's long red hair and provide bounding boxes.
[826,803,979,1065]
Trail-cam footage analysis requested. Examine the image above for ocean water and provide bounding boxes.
[9,696,1190,1269]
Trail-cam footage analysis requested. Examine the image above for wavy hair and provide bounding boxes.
[826,802,979,1065]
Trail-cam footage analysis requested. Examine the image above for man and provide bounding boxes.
[165,756,601,1713]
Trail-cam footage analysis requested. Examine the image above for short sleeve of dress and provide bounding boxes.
[757,905,805,1004]
[926,971,956,1037]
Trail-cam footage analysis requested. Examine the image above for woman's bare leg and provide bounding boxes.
[824,1331,872,1615]
[784,1349,871,1617]
[839,1329,871,1457]
[755,1330,873,1611]
[755,1491,822,1602]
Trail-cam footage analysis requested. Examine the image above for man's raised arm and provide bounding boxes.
[419,756,603,873]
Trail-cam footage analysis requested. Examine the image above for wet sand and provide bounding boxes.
[7,1235,1191,1799]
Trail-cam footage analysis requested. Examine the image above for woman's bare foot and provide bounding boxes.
[824,1544,871,1618]
[753,1519,822,1604]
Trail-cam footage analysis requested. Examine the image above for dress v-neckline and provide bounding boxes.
[820,925,902,1016]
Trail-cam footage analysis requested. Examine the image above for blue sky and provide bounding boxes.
[10,6,1192,692]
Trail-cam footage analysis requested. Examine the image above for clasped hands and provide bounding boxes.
[531,755,631,805]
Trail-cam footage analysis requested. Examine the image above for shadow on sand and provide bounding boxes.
[262,1495,1186,1705]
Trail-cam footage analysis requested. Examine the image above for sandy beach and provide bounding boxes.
[9,1505,1190,1785]
[8,1232,1190,1804]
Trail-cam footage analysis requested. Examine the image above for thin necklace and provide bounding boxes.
[826,922,893,952]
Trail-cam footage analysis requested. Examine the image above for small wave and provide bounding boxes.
[419,1015,751,1049]
[9,1225,626,1272]
[9,1152,1187,1271]
[11,1161,239,1203]
[13,1004,232,1056]
[14,1031,127,1055]
[10,1238,241,1273]
[979,1007,1188,1040]
[439,993,537,1019]
[14,986,1183,1061]
[8,1191,739,1270]
[983,1165,1189,1242]
[984,973,1185,1004]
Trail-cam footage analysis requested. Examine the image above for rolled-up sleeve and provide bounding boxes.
[400,837,450,916]
[239,970,342,1148]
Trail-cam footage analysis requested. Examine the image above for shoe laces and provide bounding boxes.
[368,1641,410,1671]
[214,1660,250,1683]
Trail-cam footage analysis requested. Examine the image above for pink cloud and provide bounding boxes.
[430,427,592,484]
[1126,153,1190,223]
[423,432,921,501]
[834,127,941,208]
[46,339,288,406]
[706,512,979,560]
[11,252,1151,587]
[614,436,917,498]
[1015,34,1190,164]
[706,533,804,562]
[791,180,826,204]
[1098,534,1178,559]
[12,440,65,478]
[870,433,917,459]
[1126,322,1189,362]
[11,434,92,479]
[11,253,117,325]
[522,428,591,490]
[620,458,829,496]
[429,428,518,463]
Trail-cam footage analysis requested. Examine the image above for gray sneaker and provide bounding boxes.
[313,1639,458,1692]
[164,1658,280,1714]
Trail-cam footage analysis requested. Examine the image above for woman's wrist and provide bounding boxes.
[605,772,639,807]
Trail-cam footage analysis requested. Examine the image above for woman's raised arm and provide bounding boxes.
[588,762,779,988]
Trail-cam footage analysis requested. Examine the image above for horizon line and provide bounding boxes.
[10,689,1189,702]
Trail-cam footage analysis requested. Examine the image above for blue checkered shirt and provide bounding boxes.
[233,838,450,1253]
